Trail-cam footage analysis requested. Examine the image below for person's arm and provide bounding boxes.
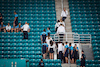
[66,11,68,16]
[41,36,42,41]
[64,48,67,55]
[61,11,63,17]
[14,17,17,23]
[0,14,2,19]
[76,47,78,51]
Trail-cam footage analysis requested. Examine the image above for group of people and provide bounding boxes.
[0,12,31,39]
[55,8,68,41]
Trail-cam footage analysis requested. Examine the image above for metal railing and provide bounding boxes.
[51,32,91,59]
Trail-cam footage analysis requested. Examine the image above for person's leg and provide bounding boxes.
[72,58,74,63]
[14,29,16,32]
[43,54,45,59]
[26,31,28,39]
[62,17,64,21]
[65,57,68,63]
[23,31,25,39]
[52,53,54,59]
[11,28,13,32]
[49,53,51,59]
[16,28,18,32]
[4,29,6,33]
[0,28,1,32]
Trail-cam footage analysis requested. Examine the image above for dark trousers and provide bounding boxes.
[59,34,64,41]
[23,31,28,39]
[62,17,66,21]
[59,51,63,62]
[63,55,66,63]
[15,18,18,26]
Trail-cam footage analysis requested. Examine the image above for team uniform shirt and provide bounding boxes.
[57,26,65,34]
[11,26,17,29]
[21,24,30,31]
[6,25,11,30]
[42,43,48,47]
[58,22,65,27]
[46,30,51,34]
[16,25,22,28]
[48,44,55,51]
[15,14,18,17]
[65,45,69,52]
[0,25,5,28]
[61,10,68,17]
[58,43,63,53]
[68,46,73,53]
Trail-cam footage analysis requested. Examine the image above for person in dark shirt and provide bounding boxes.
[40,29,47,43]
[0,22,6,32]
[73,44,79,63]
[80,50,86,67]
[0,13,2,24]
[39,59,44,67]
[14,12,18,26]
[64,42,68,63]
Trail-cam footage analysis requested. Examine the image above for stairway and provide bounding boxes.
[81,45,94,60]
[62,64,77,67]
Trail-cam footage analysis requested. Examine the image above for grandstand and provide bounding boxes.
[0,0,100,67]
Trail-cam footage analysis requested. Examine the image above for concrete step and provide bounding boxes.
[81,45,94,60]
[62,64,77,67]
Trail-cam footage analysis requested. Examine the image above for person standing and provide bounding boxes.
[64,42,69,63]
[42,42,48,59]
[6,23,11,32]
[40,29,48,43]
[80,50,86,67]
[58,42,63,62]
[57,24,65,41]
[73,44,79,63]
[49,40,55,59]
[0,13,2,24]
[61,8,68,21]
[14,12,18,26]
[46,27,51,35]
[21,22,30,39]
[68,43,74,63]
[0,22,6,32]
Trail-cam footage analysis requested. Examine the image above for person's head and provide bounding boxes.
[8,23,10,26]
[82,50,84,54]
[25,22,27,24]
[41,59,43,63]
[47,27,50,30]
[65,42,68,45]
[63,8,66,11]
[60,24,63,26]
[60,19,63,22]
[57,20,60,23]
[62,43,64,46]
[14,12,17,14]
[13,23,15,26]
[75,44,77,47]
[50,40,53,46]
[69,43,71,47]
[19,23,21,26]
[43,29,46,32]
[1,22,3,25]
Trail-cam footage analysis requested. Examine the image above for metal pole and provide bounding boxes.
[62,0,63,10]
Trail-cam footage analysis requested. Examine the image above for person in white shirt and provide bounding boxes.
[49,40,55,59]
[21,22,30,39]
[57,24,65,41]
[46,33,53,49]
[6,23,11,32]
[55,20,60,32]
[58,19,65,27]
[61,8,68,21]
[58,42,63,62]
